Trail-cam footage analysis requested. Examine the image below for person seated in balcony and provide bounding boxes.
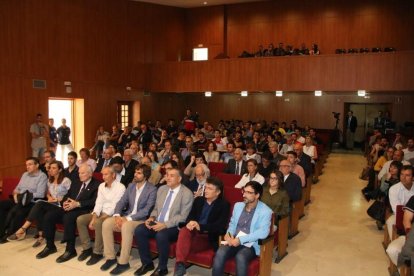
[0,157,48,244]
[7,161,71,248]
[235,159,265,189]
[261,170,290,226]
[263,43,275,57]
[174,177,230,276]
[212,181,272,276]
[100,164,157,275]
[134,168,193,276]
[204,141,220,163]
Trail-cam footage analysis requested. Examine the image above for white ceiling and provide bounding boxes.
[133,0,266,9]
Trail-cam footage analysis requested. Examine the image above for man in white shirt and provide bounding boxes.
[76,166,126,266]
[386,165,414,240]
[100,164,157,275]
[378,150,411,180]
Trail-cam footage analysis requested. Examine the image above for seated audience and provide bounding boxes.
[403,138,414,162]
[294,143,312,177]
[258,152,277,178]
[134,168,193,276]
[374,146,395,173]
[244,144,261,164]
[212,181,272,276]
[224,148,247,175]
[146,151,161,171]
[118,126,135,152]
[261,170,290,226]
[180,136,193,161]
[39,150,56,174]
[110,156,134,187]
[174,177,230,276]
[123,149,139,176]
[65,151,80,184]
[268,142,286,167]
[76,148,97,172]
[76,166,126,266]
[212,130,228,152]
[0,157,47,244]
[303,136,318,164]
[278,160,302,202]
[140,156,162,185]
[184,153,207,180]
[193,131,208,151]
[159,140,173,164]
[7,161,68,247]
[170,152,185,171]
[36,164,100,261]
[235,159,265,189]
[204,141,220,163]
[286,151,306,187]
[101,164,157,274]
[280,135,294,156]
[129,142,142,162]
[95,148,113,173]
[378,150,410,180]
[220,142,236,163]
[386,165,414,240]
[186,164,210,197]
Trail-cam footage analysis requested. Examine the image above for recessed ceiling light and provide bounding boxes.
[203,1,208,5]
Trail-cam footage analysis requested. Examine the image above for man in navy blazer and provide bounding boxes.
[134,168,193,276]
[279,160,302,202]
[224,148,247,175]
[212,181,272,276]
[174,176,230,276]
[100,164,157,275]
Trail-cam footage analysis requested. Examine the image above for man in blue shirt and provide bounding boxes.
[212,181,272,276]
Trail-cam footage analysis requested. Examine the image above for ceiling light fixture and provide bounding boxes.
[314,90,322,96]
[275,90,283,97]
[205,91,212,97]
[241,91,248,97]
[358,90,366,97]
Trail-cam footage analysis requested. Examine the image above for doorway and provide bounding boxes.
[344,103,392,144]
[49,98,84,167]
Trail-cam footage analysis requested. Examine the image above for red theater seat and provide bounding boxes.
[0,177,20,200]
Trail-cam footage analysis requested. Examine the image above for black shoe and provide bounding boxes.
[134,263,155,275]
[36,246,57,259]
[174,262,186,276]
[56,250,77,263]
[0,236,9,244]
[110,263,131,275]
[150,268,168,276]
[86,253,103,266]
[78,248,93,261]
[100,259,117,271]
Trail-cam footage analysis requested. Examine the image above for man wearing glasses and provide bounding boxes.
[212,181,272,276]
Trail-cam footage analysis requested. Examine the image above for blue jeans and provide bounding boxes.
[212,245,256,276]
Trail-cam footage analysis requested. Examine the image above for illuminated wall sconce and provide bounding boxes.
[358,90,366,97]
[205,91,212,97]
[275,90,283,97]
[314,90,322,96]
[64,81,72,93]
[241,91,248,97]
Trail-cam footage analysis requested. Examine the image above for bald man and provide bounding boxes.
[224,148,247,175]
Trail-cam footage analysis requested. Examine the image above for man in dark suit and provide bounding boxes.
[123,148,139,176]
[174,176,230,276]
[279,160,302,202]
[224,148,247,175]
[36,164,100,261]
[94,148,113,173]
[110,156,134,187]
[100,164,157,275]
[134,168,194,276]
[345,110,358,150]
[293,143,312,178]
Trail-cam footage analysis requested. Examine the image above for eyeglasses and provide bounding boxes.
[241,190,255,195]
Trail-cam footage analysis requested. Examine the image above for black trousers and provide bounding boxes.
[0,199,34,236]
[43,207,88,252]
[27,201,61,232]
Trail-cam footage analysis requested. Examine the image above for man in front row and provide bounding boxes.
[134,168,194,276]
[36,164,100,261]
[76,166,126,265]
[212,181,272,276]
[174,177,230,276]
[101,164,157,275]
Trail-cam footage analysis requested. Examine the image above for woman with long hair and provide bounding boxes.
[7,161,71,247]
[203,141,219,163]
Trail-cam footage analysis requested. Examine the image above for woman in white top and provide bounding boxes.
[235,159,265,189]
[76,148,97,171]
[7,161,71,247]
[303,136,318,164]
[203,141,219,163]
